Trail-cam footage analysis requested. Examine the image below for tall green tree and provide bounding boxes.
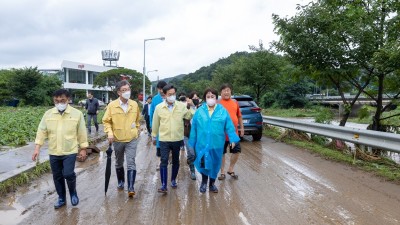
[0,69,15,103]
[210,47,289,102]
[10,67,43,105]
[28,75,62,105]
[235,50,287,102]
[93,68,148,100]
[8,67,62,106]
[273,0,400,129]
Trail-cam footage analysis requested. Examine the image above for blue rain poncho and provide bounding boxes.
[150,93,163,148]
[188,103,240,179]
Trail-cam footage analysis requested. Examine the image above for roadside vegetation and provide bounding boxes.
[263,124,400,183]
[0,106,105,147]
[0,161,51,196]
[263,106,323,118]
[0,107,49,146]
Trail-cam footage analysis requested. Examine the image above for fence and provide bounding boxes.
[263,116,400,153]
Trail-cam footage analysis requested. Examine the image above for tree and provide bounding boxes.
[0,69,15,103]
[9,67,43,105]
[93,68,148,100]
[273,0,400,129]
[28,75,62,106]
[7,67,62,106]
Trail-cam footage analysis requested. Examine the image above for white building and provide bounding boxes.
[61,60,113,103]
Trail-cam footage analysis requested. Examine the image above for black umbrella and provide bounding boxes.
[105,143,113,195]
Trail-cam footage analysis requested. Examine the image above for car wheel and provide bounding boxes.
[252,133,262,141]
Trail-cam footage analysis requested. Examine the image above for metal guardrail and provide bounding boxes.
[263,116,400,153]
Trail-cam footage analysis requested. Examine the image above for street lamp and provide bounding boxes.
[143,37,165,104]
[147,70,158,96]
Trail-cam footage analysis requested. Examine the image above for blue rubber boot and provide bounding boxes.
[158,167,168,193]
[67,178,79,206]
[170,164,179,188]
[127,170,136,197]
[54,197,66,209]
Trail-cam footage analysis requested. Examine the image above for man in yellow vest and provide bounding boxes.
[32,89,88,209]
[102,80,141,197]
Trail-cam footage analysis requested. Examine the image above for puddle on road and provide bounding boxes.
[281,157,337,193]
[0,197,29,225]
[239,212,252,225]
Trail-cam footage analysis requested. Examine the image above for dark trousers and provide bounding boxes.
[145,117,151,135]
[49,154,77,200]
[87,114,98,132]
[159,141,181,168]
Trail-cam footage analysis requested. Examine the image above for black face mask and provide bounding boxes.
[192,99,199,106]
[179,96,186,102]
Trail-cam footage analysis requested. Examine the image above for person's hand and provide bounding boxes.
[152,137,156,145]
[186,98,194,106]
[96,110,99,115]
[230,142,236,149]
[108,134,114,144]
[239,128,244,137]
[32,148,40,161]
[77,149,87,161]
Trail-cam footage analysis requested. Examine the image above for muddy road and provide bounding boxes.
[1,133,400,225]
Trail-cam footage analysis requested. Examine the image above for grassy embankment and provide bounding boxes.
[262,106,400,183]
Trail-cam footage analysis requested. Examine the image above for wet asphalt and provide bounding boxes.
[1,130,400,225]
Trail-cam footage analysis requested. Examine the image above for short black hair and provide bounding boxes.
[188,91,198,99]
[157,81,167,89]
[178,92,186,98]
[115,80,130,92]
[53,89,71,98]
[219,83,233,92]
[163,84,177,94]
[203,88,218,100]
[147,95,153,100]
[87,91,93,95]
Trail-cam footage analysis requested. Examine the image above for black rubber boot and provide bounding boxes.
[116,167,125,190]
[200,173,208,193]
[189,164,196,180]
[209,178,218,193]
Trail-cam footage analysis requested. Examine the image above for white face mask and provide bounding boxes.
[166,95,176,103]
[121,91,131,100]
[206,98,216,107]
[55,103,67,111]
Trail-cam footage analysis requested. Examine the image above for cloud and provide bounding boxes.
[0,0,307,80]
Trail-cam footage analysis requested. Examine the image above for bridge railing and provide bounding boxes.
[263,116,400,153]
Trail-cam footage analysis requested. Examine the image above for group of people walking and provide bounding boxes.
[32,80,244,209]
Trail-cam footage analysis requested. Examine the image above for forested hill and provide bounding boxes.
[153,51,248,94]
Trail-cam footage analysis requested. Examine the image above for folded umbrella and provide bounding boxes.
[105,143,113,195]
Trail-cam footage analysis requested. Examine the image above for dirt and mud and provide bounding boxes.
[1,133,400,225]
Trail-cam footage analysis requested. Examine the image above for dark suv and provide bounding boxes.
[231,95,263,141]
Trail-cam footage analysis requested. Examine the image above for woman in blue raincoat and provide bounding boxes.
[188,88,239,193]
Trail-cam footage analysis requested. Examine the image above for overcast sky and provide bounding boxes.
[0,0,308,81]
